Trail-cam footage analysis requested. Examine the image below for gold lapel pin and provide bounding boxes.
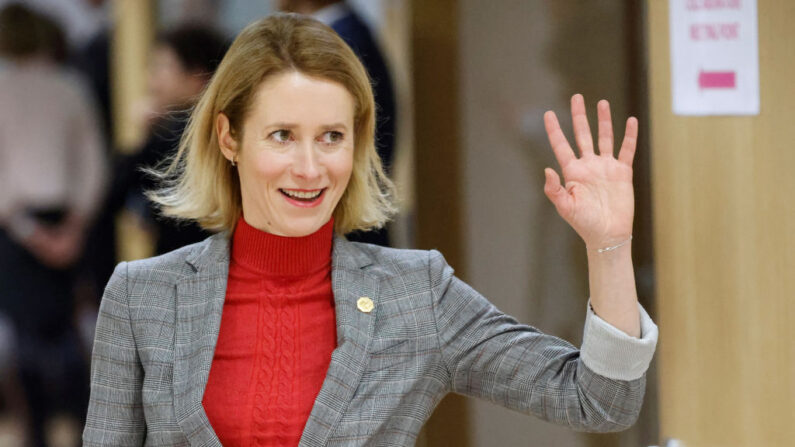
[357,297,374,313]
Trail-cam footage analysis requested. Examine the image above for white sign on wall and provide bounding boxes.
[670,0,759,115]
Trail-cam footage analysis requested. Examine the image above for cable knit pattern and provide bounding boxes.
[202,216,337,447]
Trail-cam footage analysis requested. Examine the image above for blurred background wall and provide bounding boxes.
[649,1,795,446]
[449,1,656,446]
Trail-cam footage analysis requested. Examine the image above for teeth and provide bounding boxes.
[282,189,322,199]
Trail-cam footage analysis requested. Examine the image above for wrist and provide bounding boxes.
[586,235,633,254]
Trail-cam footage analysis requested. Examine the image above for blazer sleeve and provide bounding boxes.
[83,262,146,445]
[428,250,659,432]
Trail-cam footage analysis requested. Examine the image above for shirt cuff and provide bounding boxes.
[580,299,659,381]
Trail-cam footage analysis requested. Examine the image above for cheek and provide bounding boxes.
[329,152,354,190]
[244,152,289,186]
[238,166,273,200]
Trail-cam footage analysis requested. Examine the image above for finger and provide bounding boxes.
[543,110,576,168]
[543,168,573,218]
[597,99,614,157]
[571,94,594,156]
[617,117,639,166]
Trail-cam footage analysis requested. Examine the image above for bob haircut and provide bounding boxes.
[149,13,397,235]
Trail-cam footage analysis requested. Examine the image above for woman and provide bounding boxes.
[83,13,658,447]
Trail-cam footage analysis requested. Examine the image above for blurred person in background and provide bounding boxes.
[116,24,228,255]
[71,0,112,142]
[278,0,396,247]
[0,3,106,446]
[71,0,118,306]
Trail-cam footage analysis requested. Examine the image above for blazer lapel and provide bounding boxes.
[299,235,379,446]
[173,233,230,446]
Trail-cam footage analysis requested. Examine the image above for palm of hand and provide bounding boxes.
[543,95,638,249]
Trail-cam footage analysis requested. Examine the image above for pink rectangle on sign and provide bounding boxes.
[699,70,736,89]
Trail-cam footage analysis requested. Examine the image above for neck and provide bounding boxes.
[230,215,334,276]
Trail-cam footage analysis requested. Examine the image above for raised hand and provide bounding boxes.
[543,94,638,250]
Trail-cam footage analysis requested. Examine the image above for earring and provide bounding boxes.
[230,155,237,167]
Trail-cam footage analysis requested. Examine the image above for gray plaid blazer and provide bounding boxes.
[83,232,658,446]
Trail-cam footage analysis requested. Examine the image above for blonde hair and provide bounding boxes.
[148,13,397,235]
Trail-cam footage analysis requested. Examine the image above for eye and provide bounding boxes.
[319,130,344,145]
[269,129,292,143]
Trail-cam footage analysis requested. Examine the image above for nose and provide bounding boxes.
[291,142,321,181]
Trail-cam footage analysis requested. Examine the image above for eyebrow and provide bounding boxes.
[267,122,349,131]
[320,123,349,131]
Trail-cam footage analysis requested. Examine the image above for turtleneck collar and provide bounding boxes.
[231,215,334,276]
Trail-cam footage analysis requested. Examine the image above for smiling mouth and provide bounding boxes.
[279,188,326,202]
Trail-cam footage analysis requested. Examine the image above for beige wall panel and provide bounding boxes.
[457,1,654,446]
[112,0,156,261]
[112,0,154,152]
[410,0,471,445]
[648,1,795,445]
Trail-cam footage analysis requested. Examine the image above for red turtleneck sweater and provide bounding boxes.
[202,217,337,446]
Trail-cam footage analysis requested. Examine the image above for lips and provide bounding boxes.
[280,188,323,200]
[279,188,326,207]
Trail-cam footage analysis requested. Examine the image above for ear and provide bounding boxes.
[216,112,238,162]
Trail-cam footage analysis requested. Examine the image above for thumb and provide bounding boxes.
[543,168,572,217]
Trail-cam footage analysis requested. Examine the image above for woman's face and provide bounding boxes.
[218,71,355,237]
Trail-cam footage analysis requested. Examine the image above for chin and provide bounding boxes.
[279,215,329,237]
